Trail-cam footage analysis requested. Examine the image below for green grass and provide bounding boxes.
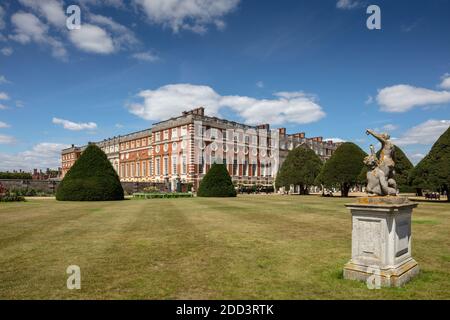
[0,195,449,299]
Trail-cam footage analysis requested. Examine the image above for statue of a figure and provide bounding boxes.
[364,130,398,196]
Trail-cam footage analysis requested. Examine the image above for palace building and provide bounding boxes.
[61,107,340,190]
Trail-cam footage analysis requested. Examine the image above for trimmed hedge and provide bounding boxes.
[197,163,237,197]
[56,144,124,201]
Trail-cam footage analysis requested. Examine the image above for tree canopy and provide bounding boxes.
[56,144,124,201]
[197,163,237,197]
[315,142,366,197]
[409,127,450,201]
[275,146,323,194]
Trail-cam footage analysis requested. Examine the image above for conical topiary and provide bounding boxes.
[56,144,124,201]
[197,163,237,197]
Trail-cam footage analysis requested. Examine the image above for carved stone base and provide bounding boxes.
[343,257,420,287]
[343,196,420,287]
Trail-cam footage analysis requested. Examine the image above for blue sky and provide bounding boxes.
[0,0,450,170]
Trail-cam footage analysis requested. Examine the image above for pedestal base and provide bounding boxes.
[343,196,419,288]
[343,257,420,287]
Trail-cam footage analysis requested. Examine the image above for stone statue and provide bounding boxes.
[364,129,398,196]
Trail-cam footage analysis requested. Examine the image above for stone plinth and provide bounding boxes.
[343,196,420,287]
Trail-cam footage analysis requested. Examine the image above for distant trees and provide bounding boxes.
[275,146,323,194]
[358,145,414,193]
[315,142,366,197]
[0,172,32,179]
[197,163,237,197]
[409,127,450,201]
[56,144,124,201]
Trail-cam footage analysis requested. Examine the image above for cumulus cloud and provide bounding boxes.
[336,0,361,10]
[381,124,398,132]
[1,47,13,56]
[325,138,346,143]
[256,81,264,88]
[440,73,450,90]
[0,92,9,100]
[131,51,159,62]
[0,142,69,171]
[376,84,450,113]
[393,119,450,146]
[18,0,66,28]
[0,134,15,144]
[136,0,240,33]
[0,75,10,84]
[68,23,115,54]
[52,117,97,131]
[10,12,67,59]
[127,84,326,125]
[0,121,10,128]
[89,14,138,49]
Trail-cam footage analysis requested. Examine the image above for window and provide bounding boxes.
[142,161,147,176]
[182,155,187,174]
[252,164,257,177]
[233,159,238,176]
[149,159,153,176]
[131,163,135,177]
[125,163,129,177]
[155,132,161,142]
[136,162,140,177]
[155,158,160,175]
[163,157,168,175]
[136,140,140,148]
[211,128,217,139]
[126,142,129,149]
[120,164,124,178]
[172,128,178,138]
[181,126,187,136]
[172,156,177,175]
[244,160,248,176]
[164,130,169,140]
[198,153,204,174]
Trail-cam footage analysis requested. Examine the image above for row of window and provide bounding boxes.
[119,155,188,178]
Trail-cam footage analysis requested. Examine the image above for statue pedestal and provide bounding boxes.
[343,197,420,287]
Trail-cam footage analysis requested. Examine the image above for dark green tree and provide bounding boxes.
[358,145,414,193]
[56,144,124,201]
[315,142,366,197]
[197,163,237,197]
[409,127,450,201]
[275,146,323,194]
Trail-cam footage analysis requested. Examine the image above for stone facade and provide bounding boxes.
[61,107,340,189]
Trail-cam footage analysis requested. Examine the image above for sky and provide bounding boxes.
[0,0,450,171]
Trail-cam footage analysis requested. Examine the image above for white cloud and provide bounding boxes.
[256,81,264,88]
[52,117,98,131]
[131,51,159,62]
[381,124,398,132]
[136,0,240,34]
[68,23,115,54]
[18,0,67,28]
[1,47,13,56]
[0,92,9,100]
[365,95,373,105]
[127,83,326,125]
[10,12,67,59]
[336,0,361,10]
[15,100,25,108]
[0,121,10,128]
[0,104,8,110]
[409,153,426,163]
[393,119,450,146]
[89,14,138,49]
[377,84,450,113]
[79,0,125,8]
[440,73,450,90]
[0,134,15,144]
[325,137,346,143]
[0,142,69,171]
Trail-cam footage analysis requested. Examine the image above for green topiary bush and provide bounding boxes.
[56,144,124,201]
[197,163,237,197]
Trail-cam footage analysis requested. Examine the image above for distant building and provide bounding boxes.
[61,107,340,190]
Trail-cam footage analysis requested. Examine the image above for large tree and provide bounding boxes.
[275,146,323,194]
[409,127,450,201]
[358,145,414,193]
[197,163,237,197]
[56,144,124,201]
[315,142,366,197]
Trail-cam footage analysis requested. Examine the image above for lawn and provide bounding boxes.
[0,195,449,299]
